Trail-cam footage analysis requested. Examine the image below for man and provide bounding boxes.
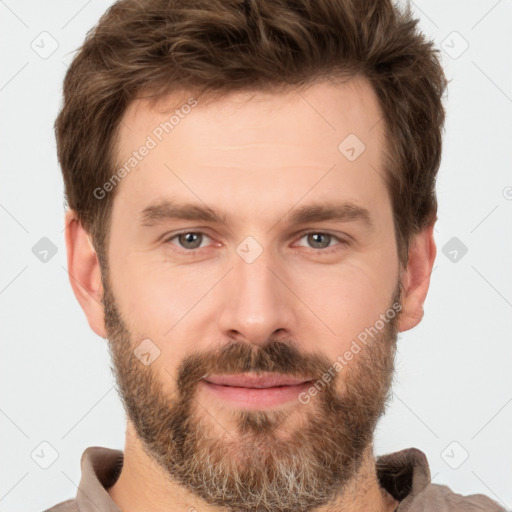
[48,0,506,511]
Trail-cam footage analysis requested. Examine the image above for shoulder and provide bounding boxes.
[43,498,79,512]
[376,447,507,512]
[399,482,508,511]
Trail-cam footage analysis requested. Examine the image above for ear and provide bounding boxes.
[398,222,437,333]
[64,209,107,338]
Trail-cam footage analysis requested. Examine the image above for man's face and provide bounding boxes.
[103,78,403,511]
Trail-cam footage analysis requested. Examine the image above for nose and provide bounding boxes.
[216,245,298,347]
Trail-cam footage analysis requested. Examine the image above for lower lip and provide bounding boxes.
[201,380,312,409]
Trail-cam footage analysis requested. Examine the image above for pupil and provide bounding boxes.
[310,233,329,248]
[181,233,201,249]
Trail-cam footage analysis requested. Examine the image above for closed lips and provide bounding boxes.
[204,374,312,388]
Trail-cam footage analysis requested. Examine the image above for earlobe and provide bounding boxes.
[397,223,437,333]
[64,209,107,338]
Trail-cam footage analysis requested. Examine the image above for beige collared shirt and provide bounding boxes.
[45,446,507,512]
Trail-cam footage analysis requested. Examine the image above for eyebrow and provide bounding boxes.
[139,199,374,231]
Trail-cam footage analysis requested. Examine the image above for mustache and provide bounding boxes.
[174,339,334,396]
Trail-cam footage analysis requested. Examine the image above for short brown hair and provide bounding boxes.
[55,0,448,270]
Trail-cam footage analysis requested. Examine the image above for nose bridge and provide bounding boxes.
[217,241,294,345]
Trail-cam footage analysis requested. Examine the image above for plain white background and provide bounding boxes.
[0,1,511,511]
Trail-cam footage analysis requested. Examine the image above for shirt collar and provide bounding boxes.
[76,446,123,512]
[376,447,432,509]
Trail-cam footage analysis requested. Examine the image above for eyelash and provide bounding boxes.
[162,230,350,256]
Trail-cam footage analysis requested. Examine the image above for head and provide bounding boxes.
[58,0,446,510]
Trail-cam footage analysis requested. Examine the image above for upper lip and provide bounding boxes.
[204,373,312,388]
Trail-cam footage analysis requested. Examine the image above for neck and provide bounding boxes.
[108,422,398,512]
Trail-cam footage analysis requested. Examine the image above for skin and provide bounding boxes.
[65,77,436,512]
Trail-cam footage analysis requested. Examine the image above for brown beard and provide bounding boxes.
[103,274,401,512]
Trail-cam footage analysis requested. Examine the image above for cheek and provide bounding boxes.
[108,256,206,389]
[293,261,389,348]
[109,249,220,337]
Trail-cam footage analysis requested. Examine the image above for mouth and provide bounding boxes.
[201,373,313,409]
[204,373,312,388]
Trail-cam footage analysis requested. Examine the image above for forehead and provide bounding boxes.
[119,77,384,151]
[112,77,389,221]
